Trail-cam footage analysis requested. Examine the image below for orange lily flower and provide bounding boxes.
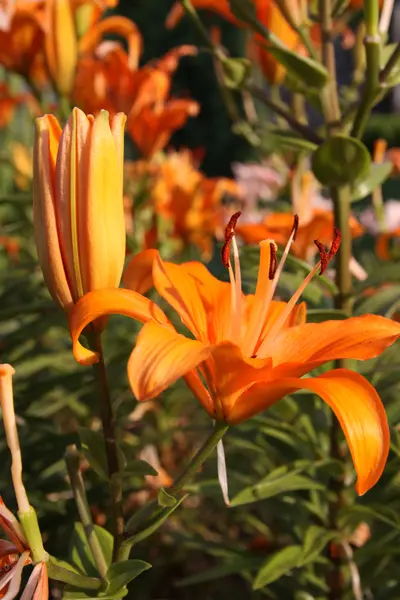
[0,1,47,88]
[69,217,400,495]
[74,43,199,158]
[166,0,300,84]
[33,107,126,313]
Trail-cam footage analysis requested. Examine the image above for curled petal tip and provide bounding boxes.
[0,364,15,376]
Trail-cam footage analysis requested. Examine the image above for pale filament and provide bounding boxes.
[243,224,297,356]
[227,235,242,342]
[257,261,321,357]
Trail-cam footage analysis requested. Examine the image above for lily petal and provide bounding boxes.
[127,321,212,404]
[123,249,158,294]
[0,540,18,557]
[261,314,400,366]
[153,253,212,341]
[69,288,168,365]
[1,550,29,600]
[229,369,389,495]
[20,562,48,600]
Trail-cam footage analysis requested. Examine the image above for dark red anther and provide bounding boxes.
[292,214,299,241]
[221,232,234,268]
[313,239,328,275]
[268,242,278,280]
[328,227,341,259]
[224,211,241,240]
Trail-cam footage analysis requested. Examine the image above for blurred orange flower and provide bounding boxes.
[167,0,299,84]
[69,221,400,496]
[0,83,23,128]
[74,43,199,158]
[0,0,47,87]
[124,150,239,258]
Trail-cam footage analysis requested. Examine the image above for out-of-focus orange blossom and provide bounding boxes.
[124,151,239,259]
[74,42,199,158]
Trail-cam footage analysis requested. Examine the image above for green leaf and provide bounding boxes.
[268,130,318,153]
[125,495,188,546]
[106,560,152,596]
[351,162,393,201]
[301,526,336,565]
[355,284,400,316]
[230,467,324,507]
[157,487,177,507]
[381,43,400,87]
[307,308,349,322]
[312,136,371,186]
[47,556,102,591]
[221,57,252,89]
[265,46,329,89]
[123,459,158,477]
[70,523,113,577]
[78,427,126,479]
[253,545,303,589]
[177,555,263,587]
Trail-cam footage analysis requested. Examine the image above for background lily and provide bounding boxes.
[33,107,126,313]
[69,219,400,495]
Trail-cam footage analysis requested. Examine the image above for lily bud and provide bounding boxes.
[33,107,127,313]
[45,0,78,96]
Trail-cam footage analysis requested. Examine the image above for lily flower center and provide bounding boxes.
[222,213,341,358]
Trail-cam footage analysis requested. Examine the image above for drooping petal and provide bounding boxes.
[78,16,142,70]
[69,288,169,365]
[20,562,48,600]
[1,550,29,600]
[228,369,389,495]
[32,563,48,600]
[261,314,400,367]
[0,498,28,550]
[127,321,212,405]
[0,540,18,557]
[123,249,158,294]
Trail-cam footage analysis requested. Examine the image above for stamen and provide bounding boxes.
[269,243,277,280]
[292,214,299,241]
[221,232,233,268]
[225,211,241,239]
[222,212,243,343]
[328,227,341,259]
[257,229,342,356]
[314,228,341,275]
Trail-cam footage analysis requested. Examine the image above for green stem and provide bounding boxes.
[248,85,323,144]
[118,422,229,562]
[65,445,109,583]
[87,332,124,562]
[319,0,341,131]
[328,185,353,600]
[351,0,381,138]
[169,421,229,495]
[18,507,47,563]
[298,24,319,60]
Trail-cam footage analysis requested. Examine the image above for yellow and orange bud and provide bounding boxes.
[33,107,126,313]
[45,0,78,96]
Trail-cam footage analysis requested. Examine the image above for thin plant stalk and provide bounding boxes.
[65,445,109,583]
[87,331,124,562]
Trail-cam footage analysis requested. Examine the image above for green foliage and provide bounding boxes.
[312,136,371,186]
